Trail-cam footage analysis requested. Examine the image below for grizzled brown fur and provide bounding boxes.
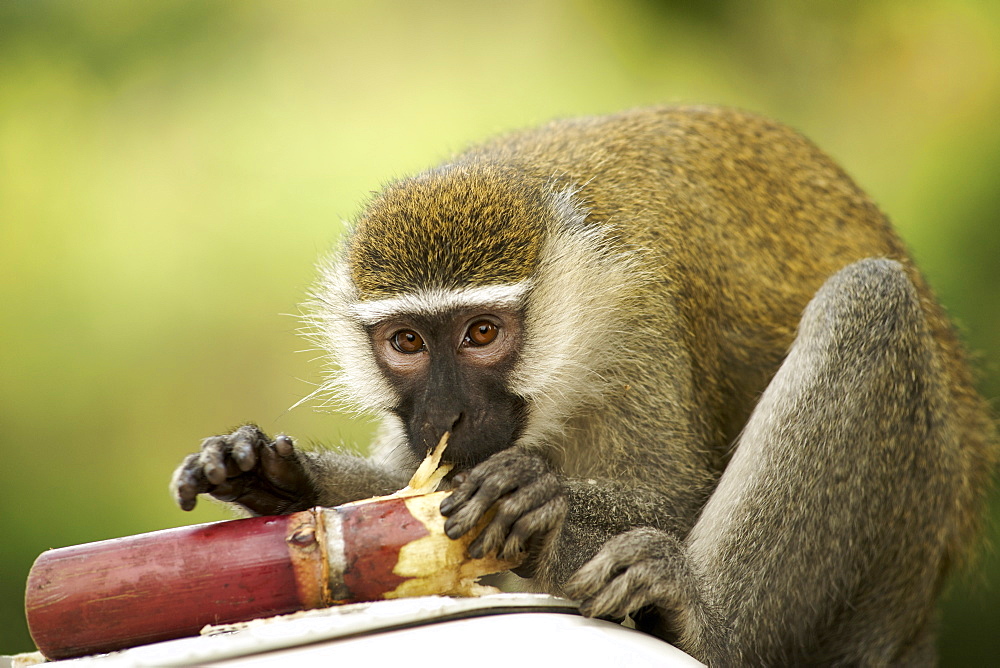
[173,106,997,666]
[349,164,546,300]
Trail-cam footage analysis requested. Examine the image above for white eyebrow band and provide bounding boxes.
[350,281,532,325]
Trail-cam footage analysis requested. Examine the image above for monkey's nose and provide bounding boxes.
[443,411,464,433]
[426,409,463,436]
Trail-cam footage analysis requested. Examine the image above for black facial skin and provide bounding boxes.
[369,308,528,468]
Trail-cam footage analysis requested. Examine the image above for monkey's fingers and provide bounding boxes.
[576,560,662,620]
[230,428,259,472]
[196,468,303,515]
[498,496,567,561]
[441,467,525,540]
[273,434,295,457]
[195,425,275,484]
[256,435,313,496]
[442,489,498,540]
[197,435,237,485]
[565,527,662,599]
[466,479,565,559]
[438,476,479,518]
[170,453,213,511]
[441,449,551,536]
[206,475,251,504]
[258,434,297,475]
[440,463,510,532]
[565,556,620,602]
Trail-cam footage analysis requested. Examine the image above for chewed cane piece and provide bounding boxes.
[344,432,454,506]
[401,432,454,494]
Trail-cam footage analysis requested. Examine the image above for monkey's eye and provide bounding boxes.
[464,320,499,347]
[390,329,425,354]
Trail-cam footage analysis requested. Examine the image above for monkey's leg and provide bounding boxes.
[569,258,958,666]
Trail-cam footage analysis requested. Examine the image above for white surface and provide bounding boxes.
[42,595,702,668]
[208,613,702,668]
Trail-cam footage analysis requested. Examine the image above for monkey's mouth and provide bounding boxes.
[408,424,522,471]
[401,392,529,471]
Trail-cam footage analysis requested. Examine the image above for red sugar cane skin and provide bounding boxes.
[339,498,430,601]
[25,515,304,660]
[25,497,464,660]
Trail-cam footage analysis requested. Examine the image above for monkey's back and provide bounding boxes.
[461,106,995,558]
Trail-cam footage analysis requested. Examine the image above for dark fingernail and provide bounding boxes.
[439,497,454,515]
[274,435,294,456]
[444,520,463,540]
[204,464,223,485]
[234,445,254,472]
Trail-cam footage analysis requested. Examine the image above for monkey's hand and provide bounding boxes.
[170,424,317,516]
[565,527,702,627]
[439,449,567,575]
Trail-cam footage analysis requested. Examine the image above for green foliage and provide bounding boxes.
[2,1,998,662]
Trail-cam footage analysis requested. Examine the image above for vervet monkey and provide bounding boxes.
[171,106,996,665]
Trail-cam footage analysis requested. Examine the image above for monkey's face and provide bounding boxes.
[315,162,639,463]
[368,306,529,468]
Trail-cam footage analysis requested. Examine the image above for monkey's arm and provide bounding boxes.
[170,424,409,515]
[566,259,958,665]
[440,447,707,586]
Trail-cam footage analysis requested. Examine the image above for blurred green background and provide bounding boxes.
[2,0,999,662]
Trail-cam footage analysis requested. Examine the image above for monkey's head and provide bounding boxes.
[307,161,645,468]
